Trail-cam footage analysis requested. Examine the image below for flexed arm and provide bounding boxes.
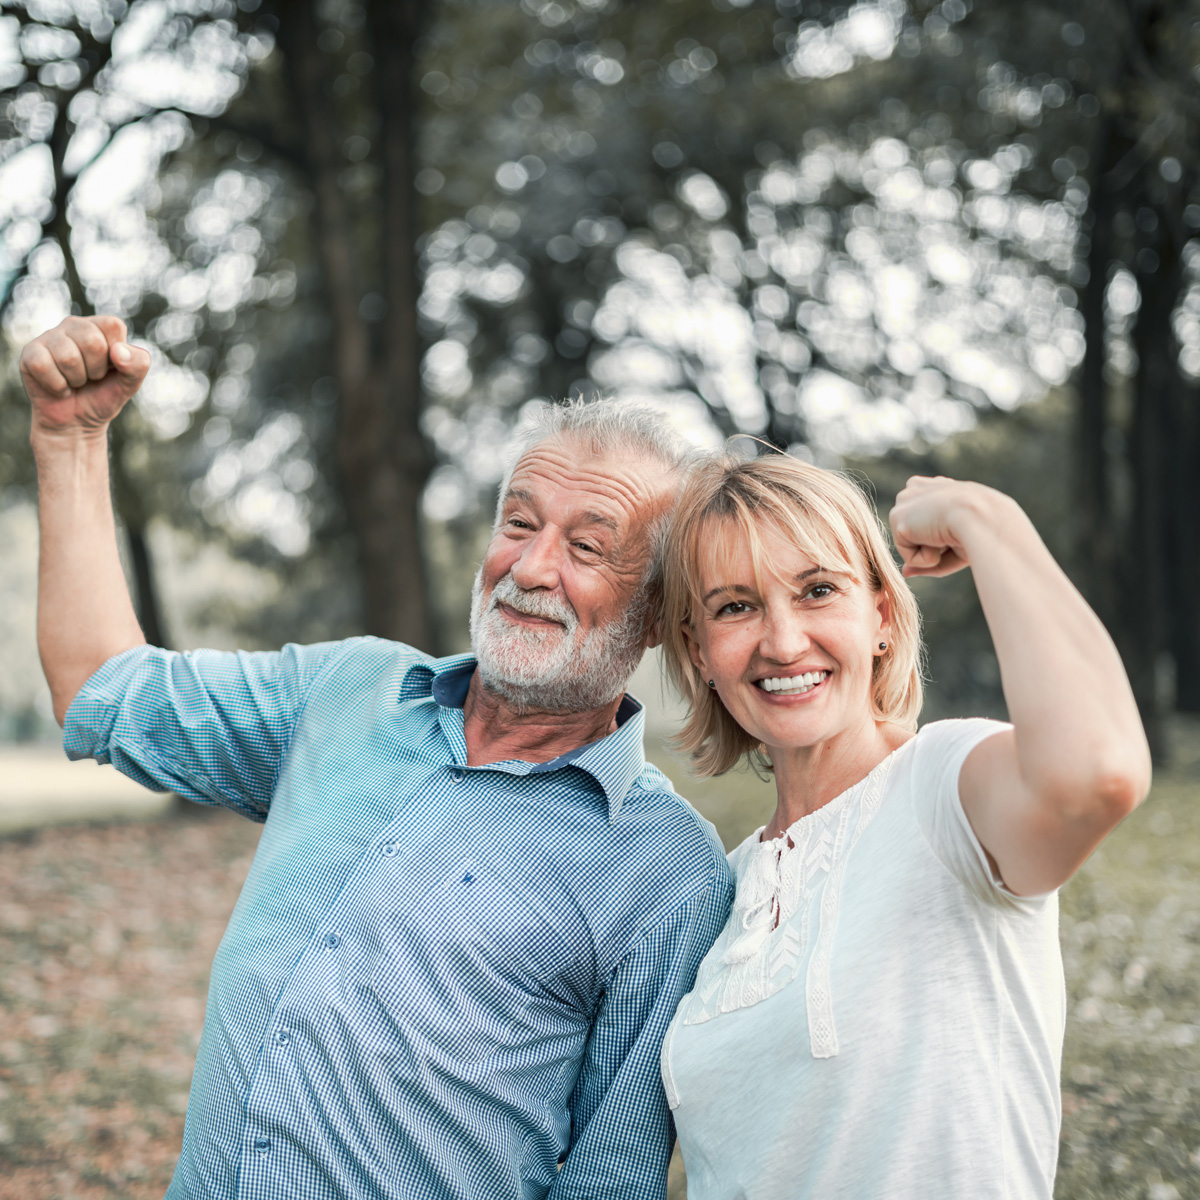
[889,476,1152,895]
[22,316,152,724]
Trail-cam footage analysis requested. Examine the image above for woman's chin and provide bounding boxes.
[743,698,836,752]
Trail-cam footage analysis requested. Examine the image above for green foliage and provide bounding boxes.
[0,0,1197,708]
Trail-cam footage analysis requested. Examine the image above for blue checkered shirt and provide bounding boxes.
[64,637,733,1200]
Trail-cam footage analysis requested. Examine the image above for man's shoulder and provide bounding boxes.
[217,636,446,716]
[284,635,439,685]
[623,761,731,883]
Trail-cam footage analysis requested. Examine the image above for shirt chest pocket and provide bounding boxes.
[364,854,585,1050]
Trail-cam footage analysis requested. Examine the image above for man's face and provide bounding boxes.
[470,437,669,713]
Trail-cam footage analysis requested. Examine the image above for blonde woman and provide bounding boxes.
[658,455,1150,1199]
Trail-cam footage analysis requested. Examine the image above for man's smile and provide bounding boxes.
[495,600,566,628]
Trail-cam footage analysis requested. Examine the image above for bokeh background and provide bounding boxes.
[0,0,1198,1196]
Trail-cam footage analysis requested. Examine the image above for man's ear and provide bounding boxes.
[644,614,664,651]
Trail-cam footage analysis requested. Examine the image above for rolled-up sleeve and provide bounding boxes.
[552,871,734,1200]
[63,639,355,821]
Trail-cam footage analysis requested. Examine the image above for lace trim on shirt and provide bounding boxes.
[677,755,895,1059]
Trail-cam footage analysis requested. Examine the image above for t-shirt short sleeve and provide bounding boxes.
[908,717,1047,910]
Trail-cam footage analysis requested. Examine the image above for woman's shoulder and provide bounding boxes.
[887,718,1011,799]
[726,828,767,873]
[911,716,1011,761]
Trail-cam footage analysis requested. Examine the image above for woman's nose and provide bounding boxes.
[759,609,811,663]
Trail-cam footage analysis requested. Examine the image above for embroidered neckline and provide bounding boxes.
[755,736,913,848]
[677,742,910,1058]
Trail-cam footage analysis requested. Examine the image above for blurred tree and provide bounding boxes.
[410,0,1199,754]
[265,0,436,645]
[0,0,438,648]
[2,0,1196,753]
[952,0,1200,753]
[0,0,277,647]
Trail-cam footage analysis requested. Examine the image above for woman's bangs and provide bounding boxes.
[688,495,859,610]
[686,515,748,612]
[750,486,861,588]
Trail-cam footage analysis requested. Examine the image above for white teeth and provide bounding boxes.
[759,671,828,694]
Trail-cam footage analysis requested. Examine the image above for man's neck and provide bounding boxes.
[461,671,626,767]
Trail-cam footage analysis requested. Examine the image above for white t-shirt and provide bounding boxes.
[661,719,1066,1200]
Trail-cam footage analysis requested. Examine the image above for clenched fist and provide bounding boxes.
[889,475,1016,578]
[20,315,151,440]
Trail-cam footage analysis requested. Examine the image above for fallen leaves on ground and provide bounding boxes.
[3,733,1199,1200]
[0,803,261,1200]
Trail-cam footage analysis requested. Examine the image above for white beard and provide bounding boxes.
[469,569,649,714]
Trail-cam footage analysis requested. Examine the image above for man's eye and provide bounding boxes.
[573,541,598,555]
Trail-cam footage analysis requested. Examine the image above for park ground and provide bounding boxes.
[0,721,1198,1200]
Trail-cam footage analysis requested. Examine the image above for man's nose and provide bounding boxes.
[509,529,563,592]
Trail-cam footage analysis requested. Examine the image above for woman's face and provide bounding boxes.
[685,519,891,758]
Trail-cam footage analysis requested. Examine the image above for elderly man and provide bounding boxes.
[23,315,734,1200]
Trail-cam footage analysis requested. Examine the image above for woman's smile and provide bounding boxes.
[755,669,831,696]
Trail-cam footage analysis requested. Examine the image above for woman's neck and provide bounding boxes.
[762,719,913,840]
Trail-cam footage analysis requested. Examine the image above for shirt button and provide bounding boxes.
[325,932,342,950]
[381,841,399,857]
[275,1028,291,1045]
[449,768,465,783]
[253,1137,271,1153]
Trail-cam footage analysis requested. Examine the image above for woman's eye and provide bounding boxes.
[806,583,835,600]
[716,600,751,616]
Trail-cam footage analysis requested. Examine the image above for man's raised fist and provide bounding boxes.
[20,315,152,438]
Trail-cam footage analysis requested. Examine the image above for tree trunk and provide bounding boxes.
[367,0,436,647]
[279,1,436,651]
[1127,232,1181,761]
[1076,115,1120,635]
[1166,373,1200,712]
[47,95,170,649]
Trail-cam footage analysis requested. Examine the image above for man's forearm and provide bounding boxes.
[33,428,146,724]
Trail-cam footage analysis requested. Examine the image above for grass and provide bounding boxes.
[2,724,1197,1199]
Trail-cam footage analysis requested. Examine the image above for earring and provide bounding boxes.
[707,679,716,689]
[878,642,887,651]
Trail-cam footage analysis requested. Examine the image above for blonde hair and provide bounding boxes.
[661,451,924,776]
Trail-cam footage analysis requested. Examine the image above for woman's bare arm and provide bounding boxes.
[890,475,1151,895]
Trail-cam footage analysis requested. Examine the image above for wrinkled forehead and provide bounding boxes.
[503,436,676,534]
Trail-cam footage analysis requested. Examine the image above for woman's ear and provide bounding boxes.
[874,586,893,652]
[682,622,708,677]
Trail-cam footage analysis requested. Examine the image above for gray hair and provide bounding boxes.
[495,397,701,609]
[499,397,695,495]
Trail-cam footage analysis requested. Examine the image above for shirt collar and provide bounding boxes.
[403,653,648,820]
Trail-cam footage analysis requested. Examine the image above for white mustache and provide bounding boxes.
[487,576,577,627]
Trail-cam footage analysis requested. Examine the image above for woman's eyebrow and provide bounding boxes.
[701,582,752,604]
[701,566,833,605]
